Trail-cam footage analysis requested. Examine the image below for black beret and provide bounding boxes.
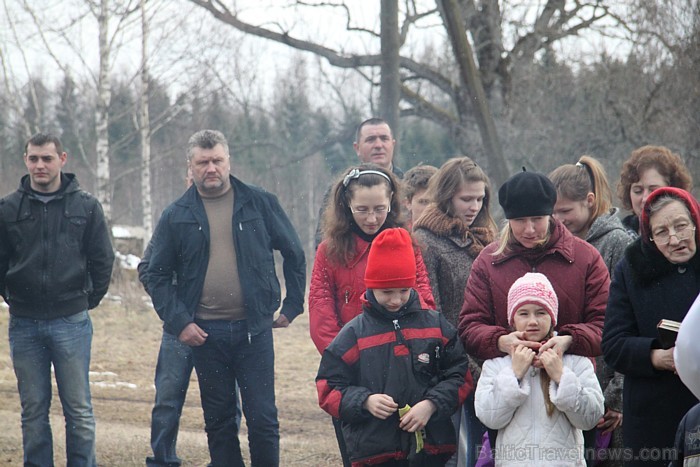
[498,170,557,219]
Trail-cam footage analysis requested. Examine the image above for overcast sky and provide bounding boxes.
[1,0,632,103]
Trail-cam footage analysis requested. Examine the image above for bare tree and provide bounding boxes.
[380,0,401,142]
[139,0,152,244]
[95,0,113,222]
[185,0,621,186]
[438,0,507,183]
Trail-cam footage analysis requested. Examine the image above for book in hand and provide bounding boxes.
[657,319,681,349]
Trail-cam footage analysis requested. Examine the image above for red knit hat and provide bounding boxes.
[364,228,416,289]
[507,272,559,326]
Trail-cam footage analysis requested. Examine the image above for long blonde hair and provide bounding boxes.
[493,218,552,256]
[549,155,614,233]
[540,325,556,417]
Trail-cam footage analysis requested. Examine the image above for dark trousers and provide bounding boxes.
[193,320,279,467]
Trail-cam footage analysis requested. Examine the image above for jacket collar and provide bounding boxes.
[18,172,79,197]
[361,289,421,321]
[414,204,470,239]
[413,204,494,254]
[494,218,575,265]
[586,208,628,243]
[625,237,700,286]
[348,234,373,268]
[176,174,253,210]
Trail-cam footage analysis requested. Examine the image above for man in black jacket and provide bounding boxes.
[147,129,306,467]
[0,132,114,466]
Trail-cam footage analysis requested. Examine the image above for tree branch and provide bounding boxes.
[400,85,457,127]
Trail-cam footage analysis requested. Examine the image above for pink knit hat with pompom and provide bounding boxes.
[507,272,558,326]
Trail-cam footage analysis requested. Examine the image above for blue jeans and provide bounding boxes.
[193,320,279,467]
[147,330,243,467]
[147,331,194,467]
[9,310,96,467]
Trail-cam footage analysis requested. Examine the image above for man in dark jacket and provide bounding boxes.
[314,117,404,249]
[147,129,306,467]
[139,199,241,467]
[0,132,114,466]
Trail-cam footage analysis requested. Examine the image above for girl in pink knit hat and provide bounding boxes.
[475,272,604,466]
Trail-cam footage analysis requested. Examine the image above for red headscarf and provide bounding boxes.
[640,187,700,250]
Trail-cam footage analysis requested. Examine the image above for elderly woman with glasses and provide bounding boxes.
[603,187,700,466]
[309,163,435,467]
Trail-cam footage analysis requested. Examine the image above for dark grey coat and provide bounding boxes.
[413,204,493,327]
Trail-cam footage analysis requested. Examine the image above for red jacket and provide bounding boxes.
[310,234,436,354]
[458,219,609,360]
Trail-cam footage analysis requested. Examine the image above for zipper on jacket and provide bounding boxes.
[41,204,49,299]
[239,222,243,231]
[392,319,407,346]
[344,290,349,304]
[248,332,252,344]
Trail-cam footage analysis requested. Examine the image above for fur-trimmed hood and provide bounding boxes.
[413,204,494,258]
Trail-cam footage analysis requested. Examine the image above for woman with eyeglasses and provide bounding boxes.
[309,163,435,466]
[602,187,700,466]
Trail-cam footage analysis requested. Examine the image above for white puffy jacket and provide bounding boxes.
[475,354,604,466]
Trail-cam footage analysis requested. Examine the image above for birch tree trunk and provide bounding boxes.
[96,0,112,223]
[139,0,152,246]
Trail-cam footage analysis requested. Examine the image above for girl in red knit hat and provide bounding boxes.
[310,164,436,465]
[316,228,472,467]
[475,272,604,466]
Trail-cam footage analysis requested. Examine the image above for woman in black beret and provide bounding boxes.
[458,170,611,464]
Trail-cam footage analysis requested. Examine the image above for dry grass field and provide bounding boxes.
[0,285,340,466]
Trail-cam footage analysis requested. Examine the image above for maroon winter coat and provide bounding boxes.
[458,219,609,360]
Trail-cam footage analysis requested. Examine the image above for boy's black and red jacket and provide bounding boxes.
[316,290,472,466]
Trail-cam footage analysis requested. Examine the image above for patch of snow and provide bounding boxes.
[91,381,138,389]
[115,251,141,270]
[112,224,146,239]
[89,370,138,390]
[90,371,118,377]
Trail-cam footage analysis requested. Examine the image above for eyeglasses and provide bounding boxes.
[350,205,391,217]
[650,223,696,245]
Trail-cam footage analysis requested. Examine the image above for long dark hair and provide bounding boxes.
[321,164,404,265]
